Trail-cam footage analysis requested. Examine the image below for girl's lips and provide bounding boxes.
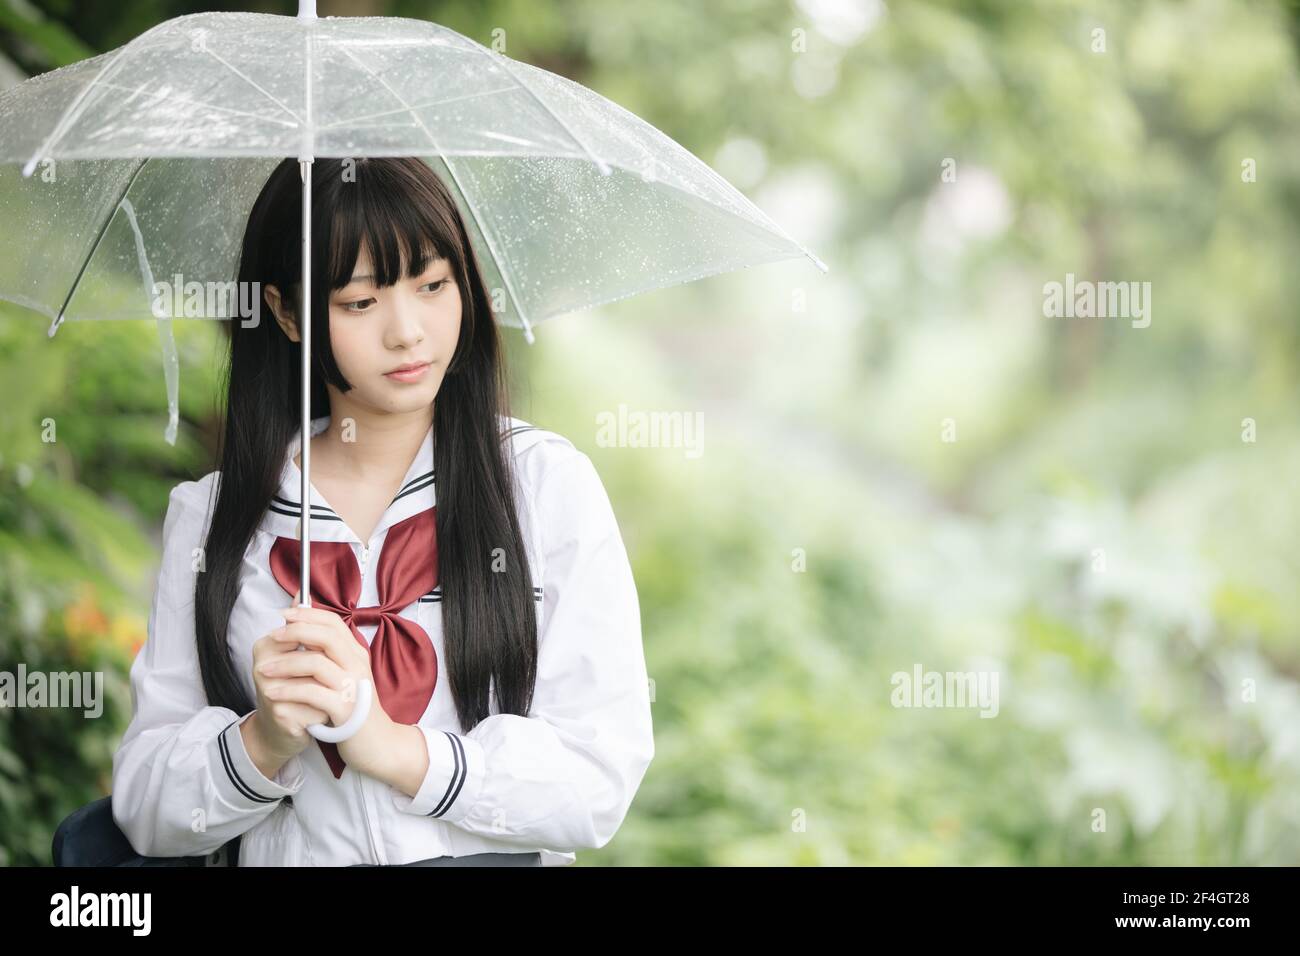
[385,362,430,382]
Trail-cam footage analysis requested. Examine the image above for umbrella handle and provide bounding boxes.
[306,676,373,742]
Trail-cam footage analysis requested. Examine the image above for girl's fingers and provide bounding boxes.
[270,620,357,669]
[271,700,331,728]
[258,649,347,689]
[281,604,350,633]
[265,677,337,715]
[280,605,354,643]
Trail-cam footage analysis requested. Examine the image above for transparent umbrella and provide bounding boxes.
[0,1,827,741]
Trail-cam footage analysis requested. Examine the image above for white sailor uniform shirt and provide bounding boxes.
[110,414,654,866]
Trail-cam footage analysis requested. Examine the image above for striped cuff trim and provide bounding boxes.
[428,731,467,818]
[218,719,280,804]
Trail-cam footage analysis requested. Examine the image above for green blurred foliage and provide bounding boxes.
[2,0,1298,866]
[0,310,220,864]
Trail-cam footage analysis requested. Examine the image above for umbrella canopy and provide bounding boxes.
[0,6,825,345]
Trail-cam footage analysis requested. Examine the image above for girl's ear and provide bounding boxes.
[264,284,300,343]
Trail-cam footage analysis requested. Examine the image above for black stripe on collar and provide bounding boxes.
[271,494,337,515]
[268,503,344,521]
[395,469,434,495]
[392,471,435,503]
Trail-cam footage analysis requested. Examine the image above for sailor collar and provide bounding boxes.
[258,415,435,546]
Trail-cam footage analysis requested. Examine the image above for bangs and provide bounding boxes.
[325,163,452,290]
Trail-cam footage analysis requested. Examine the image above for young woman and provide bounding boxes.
[111,157,655,866]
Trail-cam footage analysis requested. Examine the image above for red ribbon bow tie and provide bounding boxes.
[268,507,438,779]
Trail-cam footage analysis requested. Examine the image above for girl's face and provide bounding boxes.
[324,243,461,413]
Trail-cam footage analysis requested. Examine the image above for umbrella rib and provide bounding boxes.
[331,43,535,343]
[437,152,536,344]
[200,47,304,126]
[650,134,831,274]
[21,21,176,175]
[92,80,300,129]
[439,155,535,345]
[314,84,518,131]
[321,33,485,55]
[48,157,151,337]
[473,49,611,177]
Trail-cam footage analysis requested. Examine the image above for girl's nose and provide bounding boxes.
[386,293,426,347]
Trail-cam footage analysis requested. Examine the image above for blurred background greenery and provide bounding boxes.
[2,0,1298,866]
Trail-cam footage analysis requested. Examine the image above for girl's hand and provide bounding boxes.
[248,628,332,764]
[263,604,395,775]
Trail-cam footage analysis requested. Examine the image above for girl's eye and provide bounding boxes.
[338,280,446,312]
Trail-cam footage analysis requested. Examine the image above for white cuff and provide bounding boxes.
[209,712,305,811]
[390,725,484,823]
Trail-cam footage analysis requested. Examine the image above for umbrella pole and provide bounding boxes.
[299,157,313,614]
[296,7,372,744]
[299,152,375,744]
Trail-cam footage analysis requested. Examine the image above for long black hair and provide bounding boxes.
[194,156,537,734]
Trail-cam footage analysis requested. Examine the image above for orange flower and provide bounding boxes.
[63,583,109,657]
[110,612,147,659]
